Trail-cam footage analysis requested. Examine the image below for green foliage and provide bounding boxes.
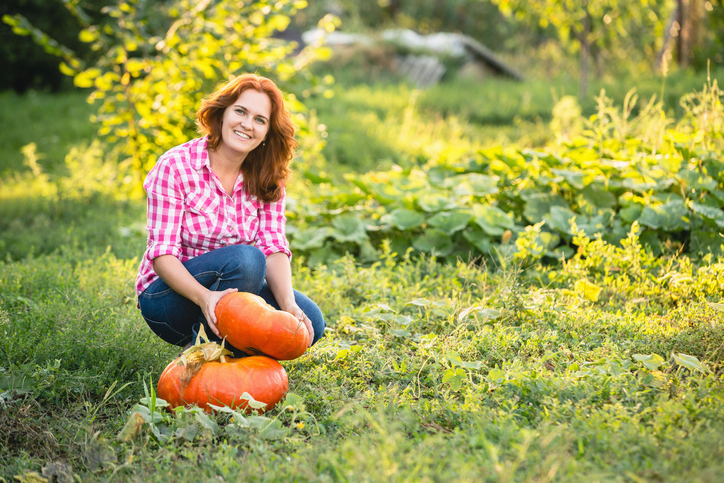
[5,0,333,193]
[3,59,724,483]
[2,241,724,480]
[290,82,724,265]
[492,0,672,71]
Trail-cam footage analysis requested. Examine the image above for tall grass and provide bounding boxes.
[0,90,96,176]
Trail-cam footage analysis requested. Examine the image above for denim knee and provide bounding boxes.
[218,244,266,275]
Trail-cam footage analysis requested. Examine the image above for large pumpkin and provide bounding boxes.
[157,351,288,414]
[215,292,309,361]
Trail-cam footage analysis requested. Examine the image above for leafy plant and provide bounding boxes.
[289,84,724,265]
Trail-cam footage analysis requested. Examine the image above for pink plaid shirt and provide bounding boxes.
[135,136,291,298]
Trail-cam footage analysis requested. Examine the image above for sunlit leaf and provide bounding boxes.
[574,279,602,302]
[673,353,707,373]
[442,368,466,391]
[632,353,665,371]
[412,229,453,256]
[427,210,473,234]
[383,208,425,230]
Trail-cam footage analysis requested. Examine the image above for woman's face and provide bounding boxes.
[219,89,272,158]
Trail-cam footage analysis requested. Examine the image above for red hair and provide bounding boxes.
[196,74,297,202]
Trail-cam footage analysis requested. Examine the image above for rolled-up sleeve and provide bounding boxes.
[145,157,184,260]
[255,187,292,259]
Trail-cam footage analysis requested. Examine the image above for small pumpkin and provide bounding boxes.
[215,292,309,360]
[157,329,288,413]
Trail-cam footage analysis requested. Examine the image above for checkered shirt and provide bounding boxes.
[135,136,291,298]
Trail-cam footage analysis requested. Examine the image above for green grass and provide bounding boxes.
[0,90,96,176]
[1,73,724,481]
[302,65,724,175]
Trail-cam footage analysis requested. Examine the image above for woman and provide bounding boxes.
[135,73,325,356]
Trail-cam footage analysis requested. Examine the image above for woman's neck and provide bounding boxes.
[208,143,245,176]
[208,145,245,195]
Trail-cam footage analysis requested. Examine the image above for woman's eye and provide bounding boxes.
[255,118,266,124]
[235,108,245,115]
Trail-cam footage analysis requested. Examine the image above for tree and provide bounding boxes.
[492,0,671,98]
[4,0,333,194]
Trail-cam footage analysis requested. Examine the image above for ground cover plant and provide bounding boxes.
[2,69,724,483]
[290,75,724,267]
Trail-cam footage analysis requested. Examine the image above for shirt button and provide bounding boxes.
[220,241,227,246]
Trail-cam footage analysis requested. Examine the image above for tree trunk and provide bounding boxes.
[579,7,590,100]
[678,0,687,68]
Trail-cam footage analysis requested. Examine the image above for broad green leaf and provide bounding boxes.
[392,315,413,326]
[545,206,577,235]
[240,392,268,410]
[472,205,514,236]
[551,168,585,189]
[462,228,492,253]
[412,229,453,256]
[673,353,707,373]
[678,168,717,191]
[619,204,643,223]
[282,393,305,411]
[632,353,665,371]
[331,214,368,244]
[691,202,724,222]
[390,328,412,338]
[487,368,505,383]
[639,201,688,231]
[370,183,402,205]
[445,351,463,366]
[582,185,617,209]
[444,173,499,197]
[291,227,332,250]
[442,368,466,391]
[258,418,290,439]
[328,192,365,208]
[417,194,457,213]
[371,303,396,312]
[383,208,425,230]
[538,231,560,250]
[194,410,219,434]
[427,210,473,234]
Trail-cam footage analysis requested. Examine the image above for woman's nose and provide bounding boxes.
[240,115,252,129]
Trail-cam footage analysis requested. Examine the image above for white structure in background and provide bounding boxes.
[302,28,523,88]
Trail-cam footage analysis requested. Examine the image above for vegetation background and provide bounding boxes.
[1,0,724,481]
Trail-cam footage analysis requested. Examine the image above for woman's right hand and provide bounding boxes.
[153,255,238,339]
[200,287,238,337]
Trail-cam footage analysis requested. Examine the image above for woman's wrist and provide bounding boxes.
[279,298,297,312]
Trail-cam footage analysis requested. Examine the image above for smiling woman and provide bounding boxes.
[135,73,325,357]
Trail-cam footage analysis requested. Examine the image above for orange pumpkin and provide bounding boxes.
[215,292,309,361]
[157,352,289,414]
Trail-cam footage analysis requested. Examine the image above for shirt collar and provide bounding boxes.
[190,136,211,171]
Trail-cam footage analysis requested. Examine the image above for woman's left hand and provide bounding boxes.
[283,303,314,347]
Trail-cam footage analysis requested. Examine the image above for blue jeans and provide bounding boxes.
[138,245,326,357]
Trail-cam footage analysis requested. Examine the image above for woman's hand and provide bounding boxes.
[282,302,314,347]
[200,288,238,337]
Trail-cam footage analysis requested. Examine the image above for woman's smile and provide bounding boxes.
[219,89,272,158]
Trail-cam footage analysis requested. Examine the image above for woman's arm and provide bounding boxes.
[153,255,236,337]
[265,252,314,346]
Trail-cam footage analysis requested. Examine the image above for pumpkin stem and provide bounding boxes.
[177,325,234,386]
